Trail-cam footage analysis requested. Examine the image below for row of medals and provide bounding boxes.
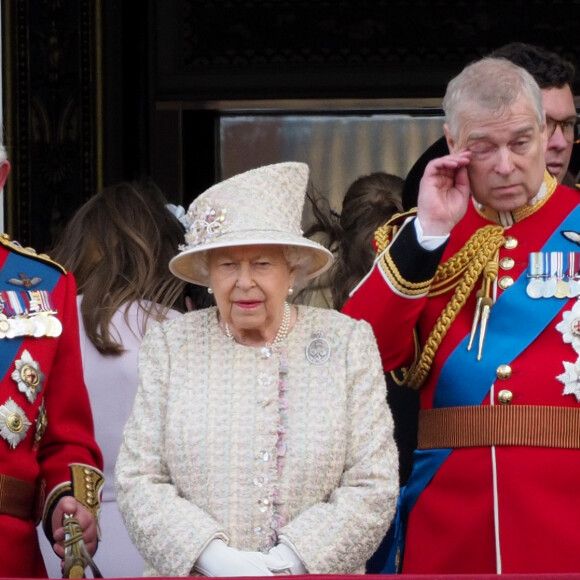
[526,251,580,299]
[0,311,62,338]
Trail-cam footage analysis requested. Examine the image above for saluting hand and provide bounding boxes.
[416,149,472,236]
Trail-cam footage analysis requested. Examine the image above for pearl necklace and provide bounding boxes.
[225,301,291,347]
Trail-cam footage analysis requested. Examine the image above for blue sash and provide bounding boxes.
[0,250,61,381]
[382,203,580,573]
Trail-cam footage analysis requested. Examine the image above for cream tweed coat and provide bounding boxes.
[116,305,398,576]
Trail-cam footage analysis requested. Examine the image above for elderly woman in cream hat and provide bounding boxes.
[115,162,398,576]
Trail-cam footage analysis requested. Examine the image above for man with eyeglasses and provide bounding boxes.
[545,116,579,181]
[401,42,578,210]
[492,43,578,188]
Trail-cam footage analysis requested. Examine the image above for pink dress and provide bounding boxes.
[39,297,181,577]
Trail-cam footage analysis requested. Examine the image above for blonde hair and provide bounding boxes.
[50,181,188,354]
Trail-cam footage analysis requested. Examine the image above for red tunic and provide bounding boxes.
[343,182,580,574]
[0,239,102,577]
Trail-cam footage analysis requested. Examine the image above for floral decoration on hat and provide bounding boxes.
[182,202,229,249]
[168,162,333,286]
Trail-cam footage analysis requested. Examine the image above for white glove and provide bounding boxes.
[265,544,307,575]
[194,539,275,577]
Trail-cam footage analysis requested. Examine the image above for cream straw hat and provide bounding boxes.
[169,162,333,286]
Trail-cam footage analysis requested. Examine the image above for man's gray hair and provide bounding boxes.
[443,57,545,141]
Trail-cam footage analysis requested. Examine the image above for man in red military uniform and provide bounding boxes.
[0,143,103,576]
[343,57,580,573]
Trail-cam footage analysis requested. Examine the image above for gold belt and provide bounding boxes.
[0,474,36,519]
[418,405,580,449]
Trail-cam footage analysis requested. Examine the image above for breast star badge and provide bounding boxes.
[11,350,45,403]
[0,398,31,448]
[557,360,580,402]
[556,300,580,355]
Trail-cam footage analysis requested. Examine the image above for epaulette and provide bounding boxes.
[373,208,418,254]
[0,233,67,275]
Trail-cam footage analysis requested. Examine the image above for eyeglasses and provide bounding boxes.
[546,116,580,143]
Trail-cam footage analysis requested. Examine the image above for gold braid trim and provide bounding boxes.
[373,209,418,255]
[69,463,104,520]
[380,251,433,296]
[0,233,67,274]
[428,224,504,296]
[390,330,421,386]
[405,225,506,390]
[374,223,397,256]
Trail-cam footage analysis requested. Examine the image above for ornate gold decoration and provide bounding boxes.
[373,209,417,255]
[404,225,506,389]
[428,225,504,296]
[69,463,104,520]
[0,235,67,274]
[34,400,48,448]
[379,251,434,296]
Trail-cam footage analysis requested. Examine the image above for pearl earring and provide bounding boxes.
[207,287,213,294]
[288,287,294,295]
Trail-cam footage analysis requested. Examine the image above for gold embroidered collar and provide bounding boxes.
[474,170,558,226]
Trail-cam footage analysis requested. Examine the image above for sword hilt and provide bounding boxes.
[62,513,103,579]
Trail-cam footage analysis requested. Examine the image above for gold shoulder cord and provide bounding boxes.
[429,225,503,296]
[374,223,398,256]
[404,224,505,390]
[374,209,418,256]
[389,173,556,390]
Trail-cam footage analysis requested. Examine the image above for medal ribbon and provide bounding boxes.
[0,254,61,380]
[528,251,544,277]
[568,252,580,278]
[1,291,25,316]
[552,252,563,279]
[21,290,55,314]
